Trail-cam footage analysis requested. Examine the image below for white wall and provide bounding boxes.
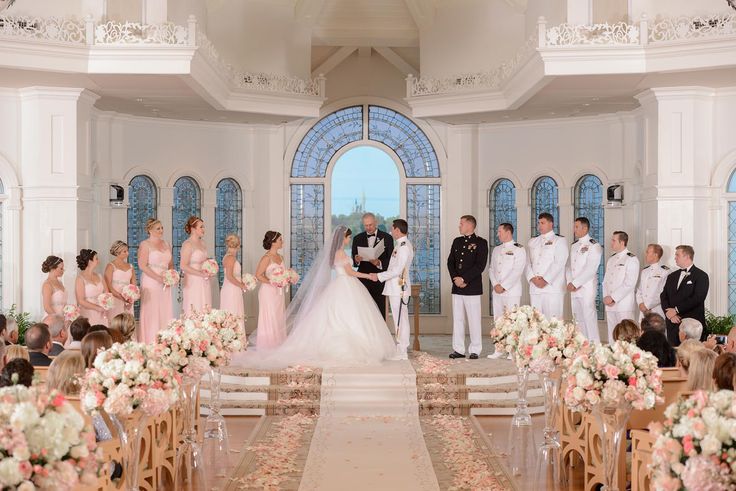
[630,0,730,21]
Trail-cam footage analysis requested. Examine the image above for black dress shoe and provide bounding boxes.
[469,353,479,360]
[449,351,466,359]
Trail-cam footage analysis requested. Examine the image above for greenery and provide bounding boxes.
[2,304,34,345]
[705,310,736,335]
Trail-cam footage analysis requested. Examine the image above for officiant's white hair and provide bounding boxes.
[361,212,376,221]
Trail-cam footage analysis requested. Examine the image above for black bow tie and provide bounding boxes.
[367,234,376,238]
[680,268,689,272]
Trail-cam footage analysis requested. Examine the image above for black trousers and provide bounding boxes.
[359,277,386,319]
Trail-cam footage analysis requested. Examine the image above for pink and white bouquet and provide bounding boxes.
[202,258,219,277]
[157,315,230,378]
[197,308,247,354]
[650,390,736,491]
[96,292,115,311]
[120,284,140,303]
[563,340,663,413]
[162,269,180,289]
[266,264,290,289]
[490,305,547,361]
[516,315,588,374]
[286,268,300,285]
[62,304,80,322]
[241,273,257,292]
[80,341,181,417]
[0,385,101,490]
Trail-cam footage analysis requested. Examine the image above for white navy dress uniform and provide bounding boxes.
[566,234,603,342]
[377,236,414,359]
[525,230,569,319]
[489,240,526,318]
[635,262,670,320]
[603,248,640,341]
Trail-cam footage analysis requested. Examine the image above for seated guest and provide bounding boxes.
[678,318,703,344]
[612,319,641,343]
[686,348,716,392]
[637,329,677,368]
[67,316,90,350]
[108,328,125,344]
[81,331,113,368]
[675,339,703,376]
[640,312,666,334]
[0,358,34,387]
[25,323,53,367]
[0,314,6,345]
[47,351,85,395]
[713,352,736,390]
[704,325,736,354]
[110,313,136,342]
[87,324,109,335]
[3,317,18,345]
[4,345,29,364]
[46,314,67,356]
[0,342,5,371]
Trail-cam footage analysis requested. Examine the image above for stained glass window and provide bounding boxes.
[215,178,243,287]
[368,106,440,178]
[292,106,363,178]
[407,184,441,314]
[729,202,736,315]
[290,184,324,296]
[728,170,736,193]
[489,179,517,246]
[172,177,201,272]
[531,176,559,235]
[575,174,605,319]
[127,175,157,312]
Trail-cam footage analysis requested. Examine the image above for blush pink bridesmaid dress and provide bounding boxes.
[182,248,212,315]
[139,248,174,344]
[220,258,244,328]
[79,275,107,327]
[50,287,67,316]
[256,262,286,349]
[109,265,134,319]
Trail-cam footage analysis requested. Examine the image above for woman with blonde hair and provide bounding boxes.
[4,345,29,363]
[180,216,212,314]
[47,351,85,395]
[104,240,137,319]
[612,319,640,344]
[220,234,245,328]
[110,312,136,341]
[81,331,113,368]
[675,339,703,376]
[686,348,716,392]
[138,218,174,343]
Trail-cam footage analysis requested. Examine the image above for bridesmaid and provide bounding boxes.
[41,255,67,317]
[138,219,174,343]
[104,241,136,320]
[180,216,212,315]
[75,249,109,327]
[255,231,286,349]
[220,234,245,328]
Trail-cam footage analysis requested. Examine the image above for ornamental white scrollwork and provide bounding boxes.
[0,15,85,43]
[649,13,736,42]
[94,20,188,44]
[546,22,639,46]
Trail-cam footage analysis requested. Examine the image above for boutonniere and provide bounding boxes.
[468,243,477,251]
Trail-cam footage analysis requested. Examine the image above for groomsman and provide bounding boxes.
[566,217,603,342]
[447,215,489,359]
[660,245,709,346]
[636,243,670,320]
[353,212,394,318]
[489,223,526,318]
[373,219,414,360]
[526,213,568,319]
[602,231,640,342]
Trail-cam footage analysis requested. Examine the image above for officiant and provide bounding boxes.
[352,212,394,318]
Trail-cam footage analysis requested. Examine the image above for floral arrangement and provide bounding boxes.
[96,293,114,311]
[201,259,219,277]
[196,308,247,354]
[490,305,552,363]
[515,313,587,374]
[62,304,80,322]
[120,284,140,303]
[0,385,101,490]
[242,273,257,292]
[286,268,300,285]
[650,390,736,491]
[266,264,290,289]
[563,340,663,412]
[80,341,180,417]
[162,269,180,289]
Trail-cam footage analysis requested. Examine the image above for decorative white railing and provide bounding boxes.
[408,12,736,97]
[0,13,324,97]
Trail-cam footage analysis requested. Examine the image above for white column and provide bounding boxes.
[141,0,167,24]
[566,0,592,25]
[1,187,22,310]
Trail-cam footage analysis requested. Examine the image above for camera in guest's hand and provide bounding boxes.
[715,335,728,345]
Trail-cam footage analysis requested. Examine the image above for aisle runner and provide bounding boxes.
[298,360,440,491]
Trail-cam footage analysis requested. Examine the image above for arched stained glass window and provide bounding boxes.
[127,175,157,293]
[215,178,243,287]
[489,178,517,246]
[531,176,559,235]
[407,184,441,313]
[575,174,605,319]
[368,106,440,178]
[172,177,201,271]
[290,184,324,294]
[727,170,736,314]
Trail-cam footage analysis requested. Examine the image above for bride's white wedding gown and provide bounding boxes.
[234,256,397,368]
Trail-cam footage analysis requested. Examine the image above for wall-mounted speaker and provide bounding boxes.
[109,185,124,207]
[606,184,623,206]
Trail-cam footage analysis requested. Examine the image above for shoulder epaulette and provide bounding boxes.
[572,239,578,244]
[662,265,670,270]
[627,252,635,257]
[643,265,651,270]
[556,234,564,237]
[532,235,540,239]
[611,252,616,256]
[590,239,597,244]
[514,242,522,248]
[401,242,407,247]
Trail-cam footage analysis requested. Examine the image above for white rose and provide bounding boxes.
[700,434,722,455]
[10,403,40,430]
[0,458,24,487]
[575,370,594,389]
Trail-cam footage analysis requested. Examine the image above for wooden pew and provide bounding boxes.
[631,429,656,491]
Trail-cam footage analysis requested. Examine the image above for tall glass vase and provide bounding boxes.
[110,410,149,491]
[533,373,562,488]
[175,374,207,491]
[203,367,230,483]
[592,401,632,491]
[508,365,536,476]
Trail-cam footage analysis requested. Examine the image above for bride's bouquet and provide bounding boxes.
[241,273,257,292]
[97,292,115,311]
[266,265,290,289]
[202,258,219,277]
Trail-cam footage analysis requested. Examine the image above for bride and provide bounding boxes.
[236,226,397,368]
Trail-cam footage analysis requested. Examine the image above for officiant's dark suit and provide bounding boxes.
[352,229,394,318]
[660,264,709,346]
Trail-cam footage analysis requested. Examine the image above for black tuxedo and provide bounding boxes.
[447,234,489,296]
[28,351,52,367]
[660,265,709,346]
[352,230,394,318]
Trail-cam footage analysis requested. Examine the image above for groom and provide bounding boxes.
[352,212,394,318]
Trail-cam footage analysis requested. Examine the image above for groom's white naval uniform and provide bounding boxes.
[377,236,414,359]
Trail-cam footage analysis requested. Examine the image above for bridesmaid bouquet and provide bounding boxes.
[287,268,300,285]
[62,304,80,322]
[97,293,115,311]
[120,284,141,303]
[242,273,257,292]
[202,259,219,277]
[162,269,180,289]
[266,265,289,288]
